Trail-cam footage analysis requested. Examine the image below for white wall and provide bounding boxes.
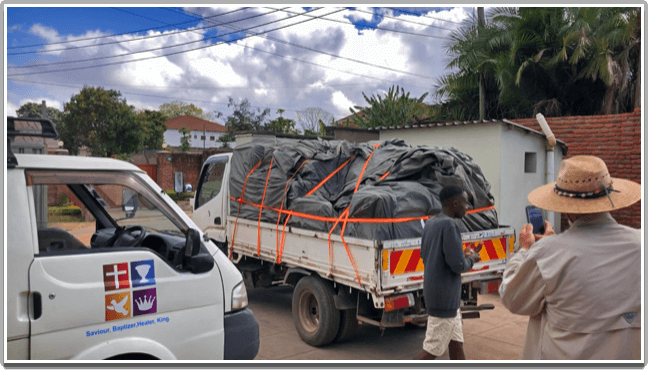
[379,123,563,235]
[164,129,231,148]
[500,124,563,233]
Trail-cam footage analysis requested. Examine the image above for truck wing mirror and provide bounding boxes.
[121,189,138,218]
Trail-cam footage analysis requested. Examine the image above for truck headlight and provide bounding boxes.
[231,281,248,311]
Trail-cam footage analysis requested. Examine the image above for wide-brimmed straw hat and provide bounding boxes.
[528,155,641,214]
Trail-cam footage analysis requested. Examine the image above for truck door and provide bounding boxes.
[26,171,225,360]
[192,154,231,243]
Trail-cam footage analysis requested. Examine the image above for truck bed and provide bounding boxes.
[227,216,515,300]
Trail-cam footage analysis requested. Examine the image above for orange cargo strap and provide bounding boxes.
[275,159,309,261]
[333,148,377,286]
[257,157,274,256]
[277,155,356,264]
[229,158,263,260]
[229,195,494,223]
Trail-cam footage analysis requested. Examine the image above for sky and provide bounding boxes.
[5,6,475,130]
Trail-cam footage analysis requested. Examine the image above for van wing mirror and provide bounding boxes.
[183,228,214,274]
[184,228,201,257]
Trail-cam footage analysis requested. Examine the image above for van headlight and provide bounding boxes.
[231,281,248,311]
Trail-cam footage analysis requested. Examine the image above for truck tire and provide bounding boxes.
[334,309,358,343]
[292,276,340,346]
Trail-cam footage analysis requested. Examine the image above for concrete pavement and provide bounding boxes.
[247,286,528,360]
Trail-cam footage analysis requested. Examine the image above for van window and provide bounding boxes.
[196,157,227,209]
[28,171,186,256]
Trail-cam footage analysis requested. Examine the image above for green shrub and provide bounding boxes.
[58,193,73,207]
[165,190,195,201]
[48,206,83,223]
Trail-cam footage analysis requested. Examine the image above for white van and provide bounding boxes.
[5,117,259,360]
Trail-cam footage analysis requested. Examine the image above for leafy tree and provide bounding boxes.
[135,110,168,150]
[159,100,213,121]
[266,109,300,134]
[16,102,63,127]
[296,107,334,134]
[304,120,328,137]
[215,97,271,138]
[433,7,640,120]
[60,86,142,157]
[217,133,234,148]
[349,85,430,128]
[178,126,191,151]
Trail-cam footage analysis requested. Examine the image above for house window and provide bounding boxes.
[193,135,197,139]
[201,135,205,140]
[525,152,537,173]
[210,136,215,141]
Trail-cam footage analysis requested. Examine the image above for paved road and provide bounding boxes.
[247,285,528,361]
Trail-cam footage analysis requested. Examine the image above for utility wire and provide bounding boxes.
[7,7,248,50]
[351,7,457,32]
[266,7,449,40]
[385,7,462,25]
[7,8,280,56]
[7,9,326,77]
[107,8,436,88]
[8,7,299,69]
[173,7,438,80]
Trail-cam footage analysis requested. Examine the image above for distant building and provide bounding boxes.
[163,115,232,149]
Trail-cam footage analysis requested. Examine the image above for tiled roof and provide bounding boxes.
[165,115,227,132]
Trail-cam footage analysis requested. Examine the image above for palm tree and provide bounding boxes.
[433,7,640,120]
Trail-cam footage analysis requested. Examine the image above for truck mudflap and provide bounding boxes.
[223,308,260,360]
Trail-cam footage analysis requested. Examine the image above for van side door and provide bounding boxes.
[26,171,225,360]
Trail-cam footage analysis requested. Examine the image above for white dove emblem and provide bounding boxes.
[107,295,129,316]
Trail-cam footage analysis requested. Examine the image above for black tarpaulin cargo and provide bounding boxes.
[229,138,498,240]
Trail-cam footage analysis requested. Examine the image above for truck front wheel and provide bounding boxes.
[292,276,340,346]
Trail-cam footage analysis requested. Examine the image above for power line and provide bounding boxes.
[7,9,330,77]
[7,7,248,50]
[266,7,450,40]
[7,7,278,57]
[385,7,462,25]
[350,7,457,32]
[173,7,438,80]
[8,7,299,69]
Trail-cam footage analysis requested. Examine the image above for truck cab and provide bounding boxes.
[6,117,259,360]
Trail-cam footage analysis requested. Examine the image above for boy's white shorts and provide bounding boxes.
[422,312,464,356]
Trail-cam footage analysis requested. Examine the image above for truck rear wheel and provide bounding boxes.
[292,276,340,346]
[334,308,358,343]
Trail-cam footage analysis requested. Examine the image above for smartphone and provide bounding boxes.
[525,206,545,235]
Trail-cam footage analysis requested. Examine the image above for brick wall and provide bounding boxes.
[155,149,232,191]
[514,108,641,228]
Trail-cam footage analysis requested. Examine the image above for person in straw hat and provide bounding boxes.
[499,155,641,360]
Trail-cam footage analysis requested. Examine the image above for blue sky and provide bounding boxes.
[5,6,472,127]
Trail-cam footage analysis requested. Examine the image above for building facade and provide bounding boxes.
[163,115,233,149]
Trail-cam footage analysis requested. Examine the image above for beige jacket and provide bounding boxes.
[499,213,641,360]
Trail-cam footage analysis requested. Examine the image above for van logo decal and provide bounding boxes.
[131,260,156,287]
[105,292,131,321]
[133,288,157,316]
[103,263,130,291]
[103,260,158,322]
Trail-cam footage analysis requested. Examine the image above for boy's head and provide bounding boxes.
[439,185,469,218]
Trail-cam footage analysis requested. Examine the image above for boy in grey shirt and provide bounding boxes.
[416,185,482,360]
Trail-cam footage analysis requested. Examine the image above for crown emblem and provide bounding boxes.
[135,295,156,311]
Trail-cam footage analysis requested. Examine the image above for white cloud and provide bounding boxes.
[10,7,472,123]
[6,102,18,116]
[331,90,355,117]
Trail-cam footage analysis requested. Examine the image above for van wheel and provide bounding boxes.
[292,276,340,346]
[334,308,359,343]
